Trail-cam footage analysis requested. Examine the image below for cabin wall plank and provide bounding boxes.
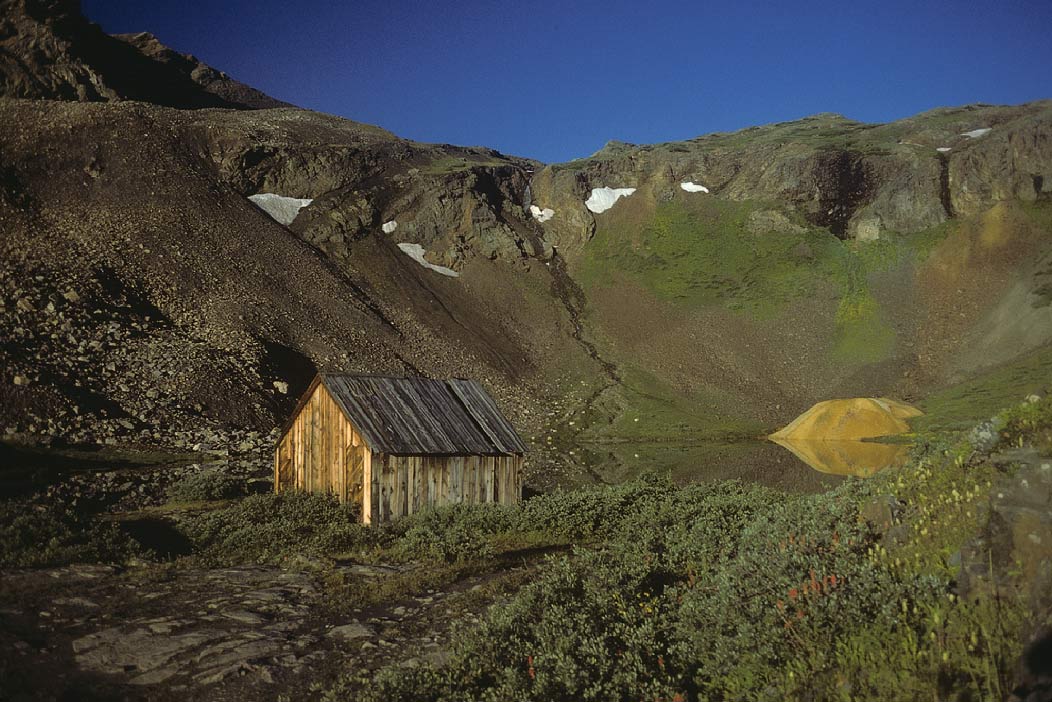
[400,456,409,518]
[381,454,392,523]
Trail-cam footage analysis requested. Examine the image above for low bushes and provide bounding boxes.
[176,492,377,566]
[320,401,1042,702]
[0,501,136,568]
[166,469,245,502]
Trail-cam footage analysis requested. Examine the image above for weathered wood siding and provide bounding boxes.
[274,382,370,513]
[275,379,524,525]
[369,454,523,524]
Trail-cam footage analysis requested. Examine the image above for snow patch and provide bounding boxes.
[382,220,398,234]
[936,147,952,152]
[397,243,460,278]
[585,187,636,214]
[680,181,709,193]
[529,205,555,222]
[248,193,313,226]
[961,128,992,139]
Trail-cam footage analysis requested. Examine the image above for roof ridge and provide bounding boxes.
[280,373,525,455]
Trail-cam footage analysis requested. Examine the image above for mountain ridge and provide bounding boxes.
[0,0,289,109]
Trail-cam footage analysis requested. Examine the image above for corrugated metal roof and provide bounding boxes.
[319,374,527,455]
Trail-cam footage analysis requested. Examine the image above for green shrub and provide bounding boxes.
[0,500,136,568]
[512,471,680,540]
[166,469,246,502]
[322,431,1031,702]
[997,393,1052,450]
[394,502,515,563]
[177,492,379,565]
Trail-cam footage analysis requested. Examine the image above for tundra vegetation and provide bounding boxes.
[2,395,1048,700]
[319,395,1050,702]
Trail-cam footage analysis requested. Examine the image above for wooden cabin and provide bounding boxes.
[274,373,527,524]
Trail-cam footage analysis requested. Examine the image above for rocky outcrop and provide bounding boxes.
[529,103,1052,251]
[115,31,291,109]
[950,112,1052,217]
[0,0,286,109]
[181,107,540,269]
[373,166,535,267]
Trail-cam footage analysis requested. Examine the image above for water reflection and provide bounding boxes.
[765,397,921,478]
[767,437,910,478]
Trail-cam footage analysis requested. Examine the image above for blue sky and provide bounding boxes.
[83,0,1052,163]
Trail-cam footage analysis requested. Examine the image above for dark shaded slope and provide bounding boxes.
[0,98,565,457]
[115,32,291,110]
[0,0,286,109]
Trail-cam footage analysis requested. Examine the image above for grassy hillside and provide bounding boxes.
[559,196,1052,448]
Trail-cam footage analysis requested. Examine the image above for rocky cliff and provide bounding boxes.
[529,103,1052,254]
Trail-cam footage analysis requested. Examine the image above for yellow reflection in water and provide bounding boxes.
[768,398,922,477]
[768,437,910,477]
